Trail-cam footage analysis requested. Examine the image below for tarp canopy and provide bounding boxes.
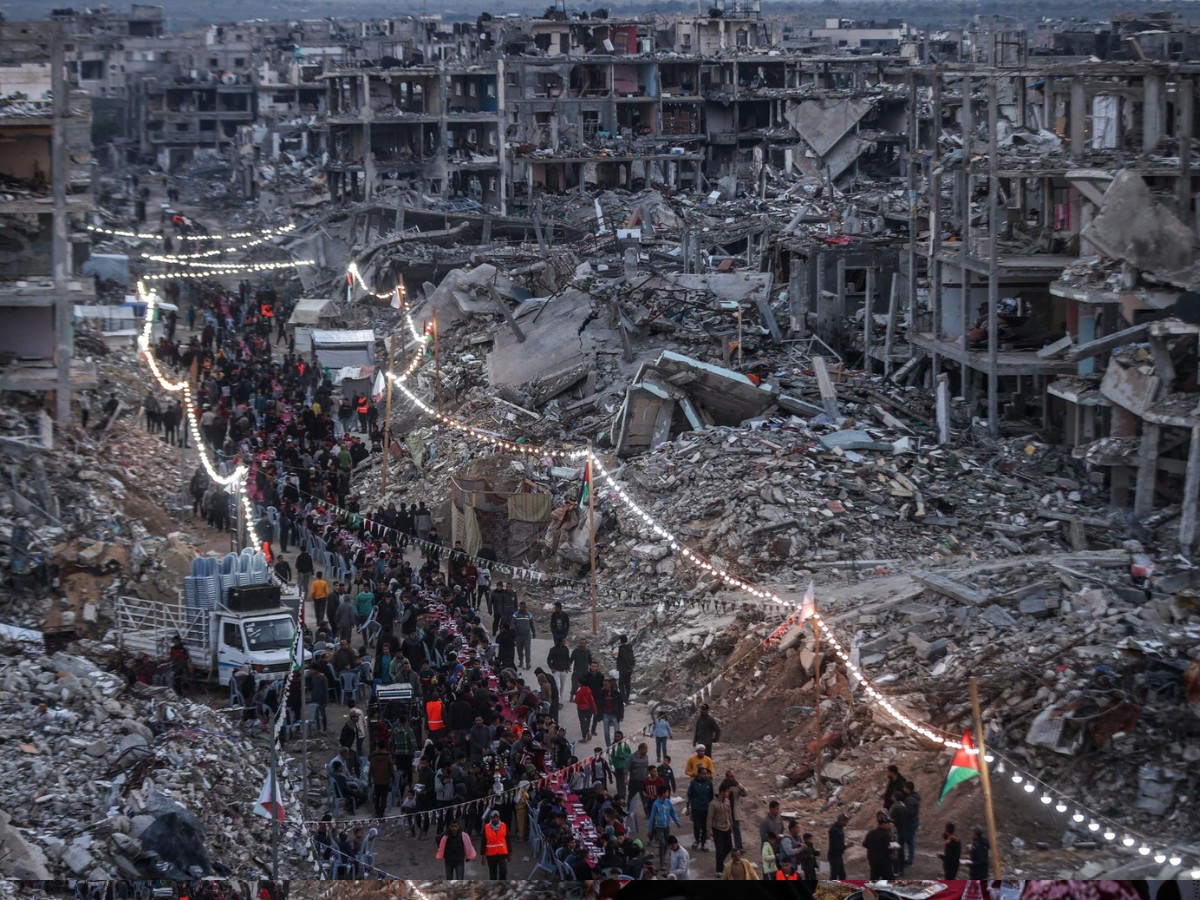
[312,328,375,368]
[81,253,130,286]
[287,297,335,327]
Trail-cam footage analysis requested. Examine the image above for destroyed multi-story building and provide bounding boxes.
[0,46,97,424]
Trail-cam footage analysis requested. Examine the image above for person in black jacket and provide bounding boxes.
[938,822,962,879]
[968,825,990,878]
[550,602,570,643]
[887,792,910,875]
[862,814,895,881]
[827,813,849,879]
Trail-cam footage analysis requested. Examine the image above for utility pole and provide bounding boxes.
[381,332,396,496]
[588,443,598,636]
[51,27,71,427]
[970,676,1003,879]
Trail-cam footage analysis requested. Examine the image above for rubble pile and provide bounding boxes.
[593,423,1116,595]
[0,640,303,880]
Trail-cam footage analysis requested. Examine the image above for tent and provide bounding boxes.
[312,329,375,370]
[286,297,336,353]
[81,253,130,287]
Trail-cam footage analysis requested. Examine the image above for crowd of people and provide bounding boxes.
[132,278,995,885]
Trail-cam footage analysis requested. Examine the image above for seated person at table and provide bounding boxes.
[560,835,596,881]
[567,757,589,792]
[542,810,570,848]
[602,806,627,838]
[597,840,625,873]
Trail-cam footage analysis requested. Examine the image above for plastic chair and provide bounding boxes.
[359,609,381,648]
[228,679,246,711]
[338,670,360,707]
[527,842,558,880]
[357,827,378,877]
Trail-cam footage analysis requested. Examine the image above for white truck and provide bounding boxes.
[114,583,300,687]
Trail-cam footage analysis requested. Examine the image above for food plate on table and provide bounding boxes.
[862,882,949,900]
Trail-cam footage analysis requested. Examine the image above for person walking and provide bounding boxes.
[368,742,395,817]
[616,634,635,702]
[685,766,715,852]
[609,730,631,799]
[550,601,570,644]
[717,769,749,850]
[693,704,721,757]
[569,638,592,695]
[548,636,571,702]
[666,834,690,880]
[599,677,624,747]
[652,712,673,762]
[511,601,536,669]
[709,783,734,875]
[827,813,849,880]
[436,820,477,880]
[646,785,681,867]
[574,680,598,741]
[295,548,314,600]
[311,572,330,630]
[482,810,509,880]
[718,846,759,880]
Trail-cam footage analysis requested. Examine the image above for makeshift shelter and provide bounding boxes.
[312,329,375,369]
[449,476,553,562]
[287,297,337,353]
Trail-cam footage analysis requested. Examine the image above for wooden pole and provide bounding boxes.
[433,304,441,412]
[588,442,598,636]
[969,676,1003,879]
[381,331,396,496]
[812,599,821,729]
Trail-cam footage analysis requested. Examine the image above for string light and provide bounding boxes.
[136,283,259,550]
[143,229,297,261]
[142,257,314,271]
[1071,811,1085,823]
[1055,801,1068,813]
[1122,835,1136,847]
[87,222,296,241]
[347,261,400,301]
[1087,820,1100,831]
[1103,828,1117,841]
[1040,794,1052,804]
[1022,782,1035,793]
[1169,856,1181,866]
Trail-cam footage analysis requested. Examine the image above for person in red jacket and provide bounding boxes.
[574,682,598,741]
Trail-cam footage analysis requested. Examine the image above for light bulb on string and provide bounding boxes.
[1087,821,1099,832]
[1168,856,1181,866]
[1103,829,1116,841]
[1072,811,1085,823]
[1122,835,1135,847]
[1040,795,1052,804]
[1055,801,1067,813]
[1154,854,1166,864]
[1011,774,1023,784]
[1023,782,1035,793]
[1138,845,1151,856]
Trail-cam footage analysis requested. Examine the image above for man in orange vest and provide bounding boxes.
[426,690,446,735]
[775,857,800,880]
[355,395,369,433]
[483,810,509,879]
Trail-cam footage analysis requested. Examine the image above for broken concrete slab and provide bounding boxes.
[912,570,990,605]
[1081,170,1196,282]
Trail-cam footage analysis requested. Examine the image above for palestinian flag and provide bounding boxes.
[579,456,592,505]
[254,768,285,822]
[939,729,981,803]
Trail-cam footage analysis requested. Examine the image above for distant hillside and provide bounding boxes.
[0,0,1194,31]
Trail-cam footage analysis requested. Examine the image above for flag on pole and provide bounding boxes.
[579,456,591,505]
[254,769,286,822]
[798,581,816,622]
[391,288,403,310]
[372,369,385,403]
[939,730,981,803]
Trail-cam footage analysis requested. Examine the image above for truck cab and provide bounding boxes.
[213,606,298,685]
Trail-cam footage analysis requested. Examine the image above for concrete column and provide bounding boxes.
[1143,73,1165,154]
[1134,424,1161,519]
[1180,424,1200,549]
[1177,77,1193,226]
[1043,76,1055,136]
[1069,79,1087,157]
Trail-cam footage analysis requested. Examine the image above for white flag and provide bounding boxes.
[798,581,816,623]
